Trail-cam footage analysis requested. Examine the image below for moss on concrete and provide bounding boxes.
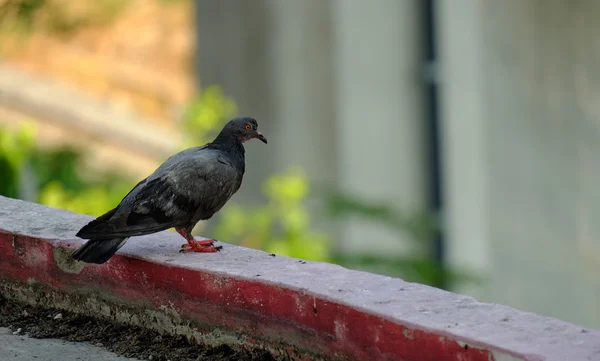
[0,279,329,361]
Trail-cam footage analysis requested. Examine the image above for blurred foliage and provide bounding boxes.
[0,0,129,36]
[325,190,438,242]
[180,85,238,148]
[0,123,35,199]
[212,168,329,262]
[0,125,135,216]
[322,190,479,289]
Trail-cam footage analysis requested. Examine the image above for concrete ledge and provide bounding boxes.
[0,195,598,361]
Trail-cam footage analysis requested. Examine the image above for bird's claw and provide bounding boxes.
[179,245,222,253]
[179,239,222,253]
[180,239,216,248]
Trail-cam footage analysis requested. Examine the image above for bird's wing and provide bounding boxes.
[76,148,242,239]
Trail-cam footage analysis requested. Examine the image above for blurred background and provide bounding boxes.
[0,0,599,329]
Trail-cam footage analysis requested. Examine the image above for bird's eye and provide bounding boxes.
[245,124,251,130]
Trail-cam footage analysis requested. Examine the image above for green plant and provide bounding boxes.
[0,124,135,217]
[322,190,481,289]
[0,123,36,199]
[0,0,130,36]
[180,85,238,148]
[325,189,438,242]
[211,167,330,262]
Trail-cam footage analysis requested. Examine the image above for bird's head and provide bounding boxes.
[221,117,268,144]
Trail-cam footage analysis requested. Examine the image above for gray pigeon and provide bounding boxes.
[72,117,267,264]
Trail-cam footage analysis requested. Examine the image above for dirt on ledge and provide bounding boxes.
[0,296,275,361]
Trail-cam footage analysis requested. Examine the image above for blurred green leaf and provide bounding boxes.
[0,0,130,36]
[180,85,238,147]
[321,189,481,289]
[324,189,439,242]
[0,124,135,217]
[212,167,330,262]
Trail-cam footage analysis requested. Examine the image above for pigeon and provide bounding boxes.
[71,116,267,264]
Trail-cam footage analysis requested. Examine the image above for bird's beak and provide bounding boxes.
[256,131,268,144]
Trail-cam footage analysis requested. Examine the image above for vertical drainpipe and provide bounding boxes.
[421,0,446,289]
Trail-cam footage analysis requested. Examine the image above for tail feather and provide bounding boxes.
[72,237,129,264]
[76,207,118,239]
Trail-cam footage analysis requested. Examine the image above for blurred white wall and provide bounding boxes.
[331,0,428,255]
[437,0,490,301]
[440,0,600,328]
[483,0,600,328]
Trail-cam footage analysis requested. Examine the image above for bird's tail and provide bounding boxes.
[71,237,129,264]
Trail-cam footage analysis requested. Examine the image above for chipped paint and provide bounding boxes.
[333,319,347,343]
[52,247,85,274]
[402,328,414,340]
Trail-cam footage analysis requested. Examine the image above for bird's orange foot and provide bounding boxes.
[179,244,223,253]
[179,239,222,253]
[181,239,216,247]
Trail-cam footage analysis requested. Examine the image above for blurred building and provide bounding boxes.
[195,0,600,328]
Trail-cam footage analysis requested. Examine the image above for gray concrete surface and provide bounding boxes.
[0,328,137,361]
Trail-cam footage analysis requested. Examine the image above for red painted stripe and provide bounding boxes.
[0,233,492,361]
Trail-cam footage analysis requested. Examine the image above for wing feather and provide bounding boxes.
[76,148,243,239]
